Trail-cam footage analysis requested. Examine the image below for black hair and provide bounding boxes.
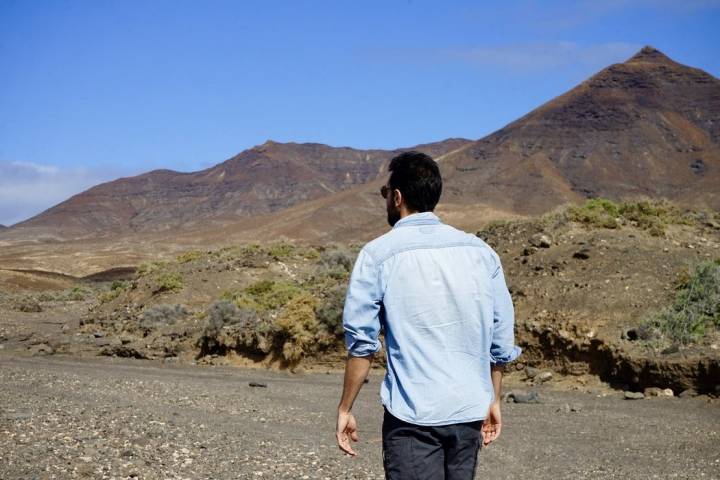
[388,151,442,212]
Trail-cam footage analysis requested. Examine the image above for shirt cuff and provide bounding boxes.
[490,345,522,366]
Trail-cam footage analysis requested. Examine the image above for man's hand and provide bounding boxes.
[481,400,502,446]
[336,409,359,456]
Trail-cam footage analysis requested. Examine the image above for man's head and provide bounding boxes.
[381,151,442,227]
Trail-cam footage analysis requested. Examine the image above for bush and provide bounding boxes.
[137,261,167,277]
[65,286,88,301]
[197,300,269,356]
[641,261,720,344]
[222,279,301,311]
[12,296,42,312]
[315,284,347,337]
[568,199,620,229]
[176,250,204,264]
[139,304,188,334]
[274,292,320,363]
[266,242,295,259]
[569,198,693,235]
[153,272,184,294]
[318,248,355,279]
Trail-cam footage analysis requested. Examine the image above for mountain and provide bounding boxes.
[438,46,720,213]
[4,46,718,245]
[5,138,470,239]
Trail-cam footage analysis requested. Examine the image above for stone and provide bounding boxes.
[644,387,663,397]
[536,371,553,383]
[29,343,54,356]
[506,390,541,404]
[661,388,674,397]
[525,367,540,379]
[624,391,645,400]
[678,388,697,398]
[573,248,591,260]
[249,382,267,388]
[529,234,552,248]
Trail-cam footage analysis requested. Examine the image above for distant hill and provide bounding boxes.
[5,139,470,239]
[439,46,720,214]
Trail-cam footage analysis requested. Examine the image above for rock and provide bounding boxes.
[100,345,148,359]
[525,367,540,379]
[29,343,54,356]
[522,246,538,256]
[529,234,552,248]
[249,382,267,388]
[536,371,553,383]
[679,388,697,398]
[565,362,589,376]
[624,391,645,400]
[506,390,541,404]
[661,388,675,397]
[555,403,582,413]
[93,331,106,338]
[644,387,663,397]
[572,248,591,260]
[661,344,679,354]
[95,338,112,347]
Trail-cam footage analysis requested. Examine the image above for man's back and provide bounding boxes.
[343,211,520,426]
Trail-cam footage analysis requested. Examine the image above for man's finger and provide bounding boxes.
[336,432,357,456]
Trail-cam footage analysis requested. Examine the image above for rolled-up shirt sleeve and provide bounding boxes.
[489,252,522,365]
[343,248,383,357]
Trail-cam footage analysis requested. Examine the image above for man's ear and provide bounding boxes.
[393,189,402,207]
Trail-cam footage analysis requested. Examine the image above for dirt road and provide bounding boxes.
[1,352,718,479]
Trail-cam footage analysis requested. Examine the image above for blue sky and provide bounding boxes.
[1,0,719,226]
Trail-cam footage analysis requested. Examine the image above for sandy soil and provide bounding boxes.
[1,352,718,480]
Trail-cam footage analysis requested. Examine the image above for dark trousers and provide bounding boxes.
[382,408,483,480]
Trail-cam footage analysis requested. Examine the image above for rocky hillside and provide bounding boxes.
[440,46,720,214]
[4,139,470,239]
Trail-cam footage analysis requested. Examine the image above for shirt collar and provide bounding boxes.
[392,211,441,229]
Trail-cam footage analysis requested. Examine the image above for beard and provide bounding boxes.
[386,203,401,227]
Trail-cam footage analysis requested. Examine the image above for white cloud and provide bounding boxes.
[0,161,136,227]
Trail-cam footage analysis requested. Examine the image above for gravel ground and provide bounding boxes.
[1,352,719,480]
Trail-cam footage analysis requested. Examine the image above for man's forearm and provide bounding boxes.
[490,364,503,403]
[338,355,373,412]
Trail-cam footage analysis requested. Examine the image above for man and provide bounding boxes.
[335,151,521,479]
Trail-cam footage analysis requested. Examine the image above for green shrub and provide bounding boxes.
[153,272,184,294]
[569,198,694,235]
[12,295,42,312]
[266,242,295,259]
[274,292,320,363]
[65,285,88,301]
[641,261,720,344]
[568,199,620,229]
[222,279,301,311]
[137,261,167,277]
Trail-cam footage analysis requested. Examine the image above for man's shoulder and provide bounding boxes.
[361,223,498,265]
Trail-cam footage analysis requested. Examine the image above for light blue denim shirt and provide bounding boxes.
[342,211,521,426]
